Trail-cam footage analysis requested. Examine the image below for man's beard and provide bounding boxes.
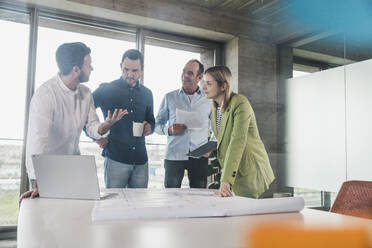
[182,79,193,88]
[79,71,89,83]
[125,77,138,85]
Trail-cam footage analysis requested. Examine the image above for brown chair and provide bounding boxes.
[330,180,372,219]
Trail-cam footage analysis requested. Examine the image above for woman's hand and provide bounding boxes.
[216,182,233,197]
[202,152,211,158]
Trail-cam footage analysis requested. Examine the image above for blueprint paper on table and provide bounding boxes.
[175,108,203,129]
[91,188,305,221]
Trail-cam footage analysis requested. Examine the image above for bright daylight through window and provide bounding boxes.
[0,12,29,225]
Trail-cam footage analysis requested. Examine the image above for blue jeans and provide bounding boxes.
[104,157,148,188]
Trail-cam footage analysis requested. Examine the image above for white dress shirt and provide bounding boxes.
[26,74,107,179]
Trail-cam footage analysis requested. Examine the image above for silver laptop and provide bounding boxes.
[32,155,102,200]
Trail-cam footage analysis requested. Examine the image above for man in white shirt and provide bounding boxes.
[20,42,127,201]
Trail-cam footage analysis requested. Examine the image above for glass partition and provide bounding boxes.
[281,1,372,207]
[345,59,372,181]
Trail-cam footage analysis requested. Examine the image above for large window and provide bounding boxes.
[144,44,201,188]
[0,9,29,225]
[144,36,216,188]
[35,17,136,189]
[0,4,221,231]
[35,17,136,91]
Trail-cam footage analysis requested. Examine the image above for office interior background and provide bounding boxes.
[1,0,372,243]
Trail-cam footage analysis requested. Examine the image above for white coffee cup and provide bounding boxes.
[133,122,144,137]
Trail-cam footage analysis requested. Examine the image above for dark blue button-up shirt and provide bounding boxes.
[92,77,155,165]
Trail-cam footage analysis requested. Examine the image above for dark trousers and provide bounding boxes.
[164,157,208,188]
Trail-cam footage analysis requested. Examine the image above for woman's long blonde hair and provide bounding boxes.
[204,65,234,111]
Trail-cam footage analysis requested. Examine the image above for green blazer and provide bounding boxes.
[212,94,275,198]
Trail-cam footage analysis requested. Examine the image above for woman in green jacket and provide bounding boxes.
[203,65,275,198]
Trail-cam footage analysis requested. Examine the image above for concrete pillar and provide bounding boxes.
[225,37,239,93]
[225,36,280,196]
[200,49,214,72]
[238,37,277,151]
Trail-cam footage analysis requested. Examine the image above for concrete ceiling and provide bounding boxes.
[178,0,372,64]
[177,0,287,26]
[175,0,335,45]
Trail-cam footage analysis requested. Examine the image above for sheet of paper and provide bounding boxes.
[175,108,203,130]
[92,188,305,221]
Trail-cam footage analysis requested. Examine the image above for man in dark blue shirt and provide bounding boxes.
[92,49,155,188]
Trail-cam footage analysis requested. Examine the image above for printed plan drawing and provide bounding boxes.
[92,188,305,221]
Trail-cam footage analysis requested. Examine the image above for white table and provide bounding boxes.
[17,193,372,248]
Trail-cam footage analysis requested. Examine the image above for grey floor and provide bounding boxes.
[0,240,16,248]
